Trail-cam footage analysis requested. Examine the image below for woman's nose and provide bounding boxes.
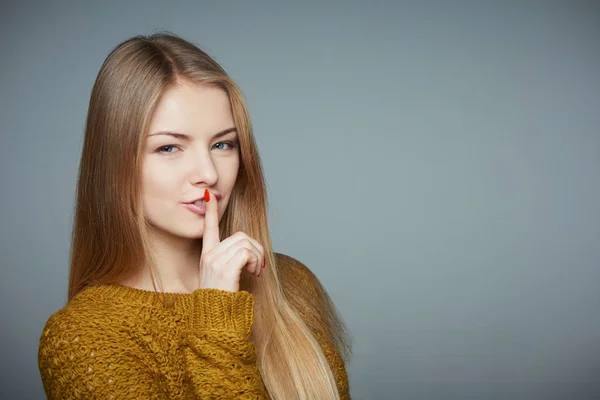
[189,154,218,186]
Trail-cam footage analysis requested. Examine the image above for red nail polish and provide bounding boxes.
[204,189,210,202]
[263,258,266,268]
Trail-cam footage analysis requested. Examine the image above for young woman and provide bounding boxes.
[38,32,352,399]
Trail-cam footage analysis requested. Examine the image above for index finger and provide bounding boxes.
[201,188,220,255]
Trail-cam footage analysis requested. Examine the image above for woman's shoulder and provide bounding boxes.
[39,286,129,348]
[273,252,334,317]
[274,252,324,294]
[273,252,352,362]
[39,301,107,372]
[274,252,312,276]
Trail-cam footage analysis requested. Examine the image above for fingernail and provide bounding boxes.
[263,258,266,268]
[204,189,210,202]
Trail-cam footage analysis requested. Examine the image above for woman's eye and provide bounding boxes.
[213,141,237,151]
[157,145,179,154]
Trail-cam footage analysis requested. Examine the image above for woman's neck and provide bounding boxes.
[121,228,203,294]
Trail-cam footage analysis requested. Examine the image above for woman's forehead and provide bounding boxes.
[148,82,234,138]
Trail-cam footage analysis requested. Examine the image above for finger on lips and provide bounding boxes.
[201,188,219,255]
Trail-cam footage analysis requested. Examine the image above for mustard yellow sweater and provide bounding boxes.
[38,253,350,399]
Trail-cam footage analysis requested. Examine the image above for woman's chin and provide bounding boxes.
[182,226,206,239]
[150,226,204,241]
[146,218,206,241]
[175,229,204,240]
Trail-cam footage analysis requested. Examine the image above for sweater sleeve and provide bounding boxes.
[179,288,269,399]
[38,311,167,399]
[38,289,269,399]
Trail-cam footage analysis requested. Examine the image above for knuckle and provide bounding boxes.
[239,247,252,257]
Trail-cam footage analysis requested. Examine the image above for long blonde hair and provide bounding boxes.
[68,32,351,399]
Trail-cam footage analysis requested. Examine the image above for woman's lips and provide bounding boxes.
[184,202,206,215]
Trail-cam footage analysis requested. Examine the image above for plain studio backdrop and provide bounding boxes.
[1,1,599,399]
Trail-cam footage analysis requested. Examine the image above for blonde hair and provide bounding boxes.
[68,32,351,399]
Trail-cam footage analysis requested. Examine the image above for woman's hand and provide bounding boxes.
[198,189,264,292]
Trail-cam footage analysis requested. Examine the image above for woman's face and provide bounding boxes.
[141,81,240,240]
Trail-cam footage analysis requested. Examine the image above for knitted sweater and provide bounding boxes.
[38,253,350,399]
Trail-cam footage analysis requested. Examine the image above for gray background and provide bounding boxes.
[1,1,599,399]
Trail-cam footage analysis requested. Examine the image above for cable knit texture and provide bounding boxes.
[38,253,350,399]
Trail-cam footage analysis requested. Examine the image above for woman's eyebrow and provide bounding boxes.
[148,127,237,141]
